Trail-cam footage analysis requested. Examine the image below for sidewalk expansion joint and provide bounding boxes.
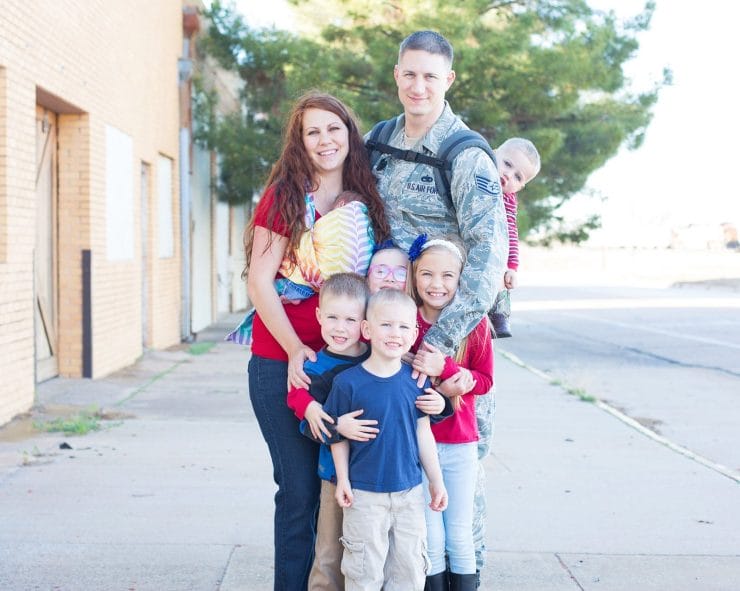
[555,553,586,591]
[114,361,187,407]
[499,348,740,485]
[216,544,246,591]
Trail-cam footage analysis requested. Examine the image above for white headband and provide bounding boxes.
[422,239,464,263]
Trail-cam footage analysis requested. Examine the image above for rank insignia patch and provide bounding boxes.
[474,175,501,198]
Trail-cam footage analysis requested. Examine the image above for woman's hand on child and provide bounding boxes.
[287,345,316,390]
[337,409,379,441]
[504,268,518,290]
[437,368,475,397]
[427,479,448,512]
[304,401,334,441]
[411,342,445,377]
[415,388,445,415]
[335,479,354,508]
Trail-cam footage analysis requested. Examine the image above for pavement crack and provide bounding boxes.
[114,361,187,407]
[500,349,740,485]
[548,312,740,378]
[555,553,585,590]
[216,544,239,590]
[620,345,740,379]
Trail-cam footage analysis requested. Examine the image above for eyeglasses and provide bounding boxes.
[368,264,408,282]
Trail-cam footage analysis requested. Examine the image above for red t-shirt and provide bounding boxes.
[250,186,324,361]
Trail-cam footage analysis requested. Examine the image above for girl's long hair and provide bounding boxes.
[409,239,469,411]
[243,91,390,278]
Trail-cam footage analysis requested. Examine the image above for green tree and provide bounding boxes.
[194,6,331,205]
[197,0,666,241]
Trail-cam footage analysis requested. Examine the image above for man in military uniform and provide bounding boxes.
[371,30,508,354]
[369,30,508,589]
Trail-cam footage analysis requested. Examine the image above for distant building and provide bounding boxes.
[722,223,739,249]
[0,2,249,426]
[670,223,738,251]
[183,5,250,335]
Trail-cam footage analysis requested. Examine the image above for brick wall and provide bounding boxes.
[0,66,6,264]
[0,62,37,422]
[57,113,90,377]
[0,1,184,423]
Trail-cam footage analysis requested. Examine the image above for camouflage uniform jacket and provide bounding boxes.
[369,103,508,355]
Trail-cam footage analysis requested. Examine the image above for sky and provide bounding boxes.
[568,0,740,247]
[226,0,740,247]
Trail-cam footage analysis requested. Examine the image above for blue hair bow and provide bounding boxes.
[408,234,428,262]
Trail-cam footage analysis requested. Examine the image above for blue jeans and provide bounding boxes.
[424,442,477,575]
[248,355,321,591]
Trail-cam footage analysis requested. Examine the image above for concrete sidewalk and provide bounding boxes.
[1,313,738,590]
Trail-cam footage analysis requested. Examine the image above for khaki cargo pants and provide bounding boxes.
[340,485,429,591]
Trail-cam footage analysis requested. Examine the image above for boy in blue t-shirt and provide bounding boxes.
[325,288,448,591]
[287,272,445,589]
[288,273,449,590]
[286,272,375,591]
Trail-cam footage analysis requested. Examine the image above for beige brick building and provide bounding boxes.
[0,2,248,426]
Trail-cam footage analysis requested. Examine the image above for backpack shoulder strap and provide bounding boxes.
[367,121,498,203]
[434,129,498,202]
[366,117,446,171]
[366,118,399,170]
[368,117,396,145]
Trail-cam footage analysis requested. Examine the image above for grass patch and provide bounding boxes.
[34,410,101,435]
[113,362,185,407]
[188,341,216,355]
[21,445,49,466]
[24,445,42,459]
[565,386,596,403]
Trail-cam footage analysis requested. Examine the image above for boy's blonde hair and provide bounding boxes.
[497,137,541,177]
[319,272,369,307]
[366,288,416,321]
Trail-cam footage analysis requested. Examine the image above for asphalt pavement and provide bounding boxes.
[0,311,738,591]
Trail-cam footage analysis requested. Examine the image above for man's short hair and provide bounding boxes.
[366,287,416,320]
[319,272,369,307]
[399,30,453,66]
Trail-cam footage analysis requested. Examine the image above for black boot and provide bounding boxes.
[488,310,512,338]
[488,289,512,338]
[424,570,448,591]
[449,572,477,591]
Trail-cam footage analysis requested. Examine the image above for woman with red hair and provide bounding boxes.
[243,91,390,590]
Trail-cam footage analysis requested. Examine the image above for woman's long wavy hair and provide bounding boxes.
[243,91,390,278]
